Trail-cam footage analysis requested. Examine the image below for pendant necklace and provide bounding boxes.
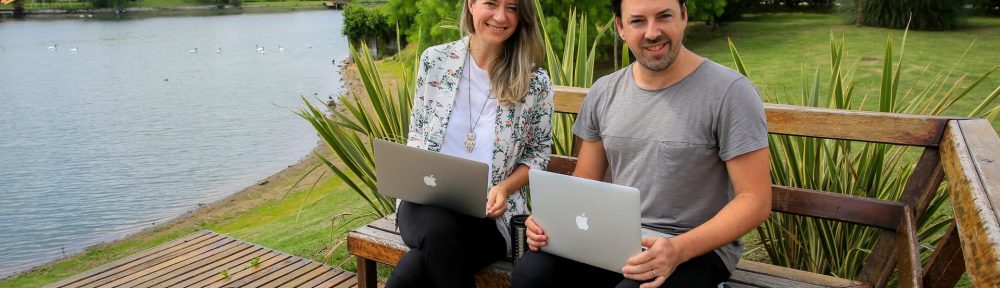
[464,47,491,152]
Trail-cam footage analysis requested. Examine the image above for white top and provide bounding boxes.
[440,55,497,177]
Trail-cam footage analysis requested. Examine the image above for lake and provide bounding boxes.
[0,10,347,278]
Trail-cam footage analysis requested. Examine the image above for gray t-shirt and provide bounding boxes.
[572,59,768,273]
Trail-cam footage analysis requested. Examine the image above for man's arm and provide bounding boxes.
[623,147,772,287]
[572,139,608,180]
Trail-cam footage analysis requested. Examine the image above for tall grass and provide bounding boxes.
[729,31,1000,279]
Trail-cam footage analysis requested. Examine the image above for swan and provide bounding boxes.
[70,47,79,52]
[47,44,58,51]
[188,48,198,53]
[256,45,263,52]
[278,45,284,52]
[216,48,222,54]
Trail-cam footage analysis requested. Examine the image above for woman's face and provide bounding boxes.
[468,0,520,46]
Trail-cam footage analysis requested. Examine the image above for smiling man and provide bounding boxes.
[509,0,772,287]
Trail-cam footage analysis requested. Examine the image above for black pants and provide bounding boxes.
[510,249,731,288]
[386,201,506,288]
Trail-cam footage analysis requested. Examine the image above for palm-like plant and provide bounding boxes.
[729,32,999,279]
[297,41,415,218]
[534,1,614,156]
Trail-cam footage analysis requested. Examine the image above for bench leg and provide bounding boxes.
[356,256,378,288]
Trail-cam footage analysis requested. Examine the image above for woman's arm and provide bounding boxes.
[515,72,555,172]
[486,71,555,218]
[405,50,432,145]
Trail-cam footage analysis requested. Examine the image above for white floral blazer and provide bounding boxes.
[406,37,554,253]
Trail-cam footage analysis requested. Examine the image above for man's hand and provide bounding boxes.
[622,237,685,288]
[525,216,548,251]
[485,185,509,219]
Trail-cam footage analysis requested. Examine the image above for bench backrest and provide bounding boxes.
[548,85,1000,288]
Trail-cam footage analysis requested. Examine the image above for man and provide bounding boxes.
[509,0,772,287]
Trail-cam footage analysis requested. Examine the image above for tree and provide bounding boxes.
[971,0,1000,16]
[342,4,393,46]
[848,0,966,30]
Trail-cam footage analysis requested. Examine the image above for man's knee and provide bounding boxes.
[510,251,562,287]
[615,279,642,288]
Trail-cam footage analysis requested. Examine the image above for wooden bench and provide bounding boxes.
[347,86,1000,288]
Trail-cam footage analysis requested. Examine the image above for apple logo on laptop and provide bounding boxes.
[575,213,589,231]
[423,175,437,187]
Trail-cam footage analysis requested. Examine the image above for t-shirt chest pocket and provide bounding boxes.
[657,141,716,181]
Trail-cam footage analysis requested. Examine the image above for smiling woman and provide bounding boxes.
[383,0,553,287]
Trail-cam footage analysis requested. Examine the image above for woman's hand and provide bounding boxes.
[485,184,509,219]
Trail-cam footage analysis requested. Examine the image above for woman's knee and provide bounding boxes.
[386,251,427,288]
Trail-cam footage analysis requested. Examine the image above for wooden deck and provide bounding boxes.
[47,230,358,288]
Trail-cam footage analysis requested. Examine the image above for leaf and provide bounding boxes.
[250,256,260,268]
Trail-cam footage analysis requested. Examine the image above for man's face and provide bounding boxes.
[616,0,687,72]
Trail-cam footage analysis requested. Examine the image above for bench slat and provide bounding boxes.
[895,206,922,288]
[771,185,904,230]
[922,223,965,288]
[546,155,577,175]
[552,86,587,114]
[732,261,866,288]
[348,226,407,266]
[764,104,949,147]
[940,119,1000,287]
[545,156,908,231]
[552,86,950,147]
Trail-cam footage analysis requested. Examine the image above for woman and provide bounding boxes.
[387,0,553,287]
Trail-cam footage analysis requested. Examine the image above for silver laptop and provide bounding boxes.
[373,139,489,218]
[529,169,643,272]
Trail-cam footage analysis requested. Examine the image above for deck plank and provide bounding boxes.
[47,230,356,288]
[127,239,248,286]
[103,237,241,287]
[154,245,267,287]
[79,233,228,288]
[48,230,213,288]
[271,263,341,288]
[172,248,281,287]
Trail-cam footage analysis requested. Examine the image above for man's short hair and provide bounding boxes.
[611,0,687,18]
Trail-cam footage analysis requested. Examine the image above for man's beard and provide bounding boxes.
[636,37,680,72]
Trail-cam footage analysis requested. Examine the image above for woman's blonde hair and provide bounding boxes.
[460,0,544,106]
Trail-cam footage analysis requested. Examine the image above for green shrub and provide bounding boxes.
[342,4,393,43]
[845,0,966,30]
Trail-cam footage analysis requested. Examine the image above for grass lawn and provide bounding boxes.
[210,172,373,271]
[685,13,1000,130]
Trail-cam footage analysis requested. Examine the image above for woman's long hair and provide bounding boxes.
[460,0,544,106]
